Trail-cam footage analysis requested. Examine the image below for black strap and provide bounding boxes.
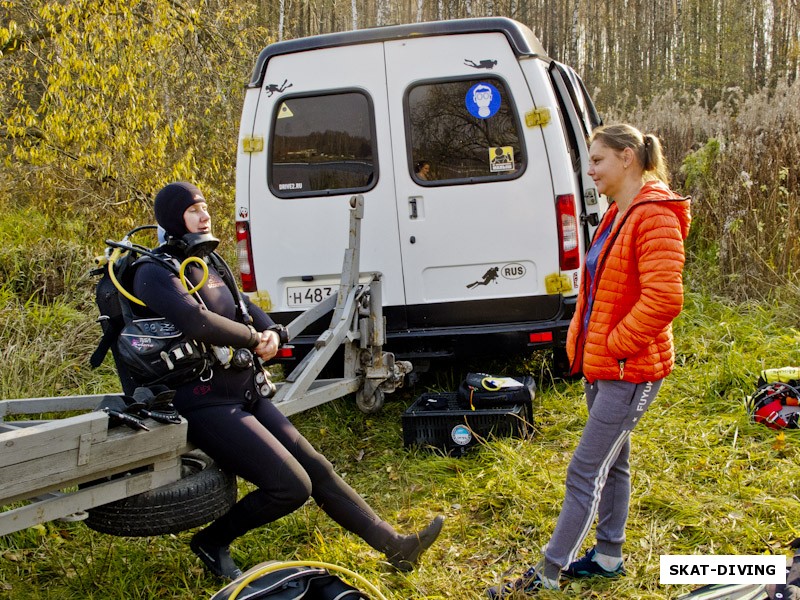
[90,319,122,368]
[208,251,254,326]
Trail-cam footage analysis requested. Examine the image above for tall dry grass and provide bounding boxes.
[603,78,800,302]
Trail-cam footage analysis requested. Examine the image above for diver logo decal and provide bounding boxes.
[265,79,292,97]
[466,267,500,289]
[464,58,498,70]
[466,264,527,289]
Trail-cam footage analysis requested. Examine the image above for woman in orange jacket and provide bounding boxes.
[489,124,691,597]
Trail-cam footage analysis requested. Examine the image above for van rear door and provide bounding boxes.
[246,43,405,316]
[384,32,563,328]
[549,62,606,241]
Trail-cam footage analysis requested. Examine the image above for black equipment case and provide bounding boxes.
[402,373,536,456]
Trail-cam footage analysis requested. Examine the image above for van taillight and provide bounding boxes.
[556,194,580,270]
[276,346,294,359]
[236,221,257,292]
[529,332,553,343]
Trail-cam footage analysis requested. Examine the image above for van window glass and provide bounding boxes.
[270,92,376,197]
[407,78,525,183]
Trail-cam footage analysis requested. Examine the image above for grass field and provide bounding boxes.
[2,290,800,599]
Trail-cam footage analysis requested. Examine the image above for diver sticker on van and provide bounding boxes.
[466,263,527,289]
[466,267,500,289]
[489,146,515,172]
[466,82,500,119]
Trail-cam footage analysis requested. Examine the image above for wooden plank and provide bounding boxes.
[0,394,116,417]
[0,419,189,504]
[0,412,109,469]
[0,458,182,536]
[0,422,47,429]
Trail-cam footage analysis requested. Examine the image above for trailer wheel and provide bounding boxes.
[356,387,385,414]
[84,450,237,537]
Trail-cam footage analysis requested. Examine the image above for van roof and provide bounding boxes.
[248,17,549,88]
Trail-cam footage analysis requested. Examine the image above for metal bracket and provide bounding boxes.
[270,195,412,417]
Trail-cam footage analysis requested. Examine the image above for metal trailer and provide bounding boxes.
[0,195,411,537]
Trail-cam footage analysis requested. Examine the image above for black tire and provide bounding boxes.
[84,450,237,537]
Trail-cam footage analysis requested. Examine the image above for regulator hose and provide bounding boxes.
[225,560,387,600]
[107,247,209,306]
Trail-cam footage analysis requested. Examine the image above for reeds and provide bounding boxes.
[603,79,800,303]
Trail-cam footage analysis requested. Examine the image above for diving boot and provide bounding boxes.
[384,515,445,571]
[190,531,243,580]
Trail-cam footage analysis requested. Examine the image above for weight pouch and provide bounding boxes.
[117,317,209,388]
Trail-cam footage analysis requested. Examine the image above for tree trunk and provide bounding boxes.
[278,0,285,40]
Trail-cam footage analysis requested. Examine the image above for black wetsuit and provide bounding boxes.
[132,250,396,550]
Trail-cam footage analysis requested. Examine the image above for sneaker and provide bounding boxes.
[562,548,625,579]
[486,566,545,599]
[189,534,243,580]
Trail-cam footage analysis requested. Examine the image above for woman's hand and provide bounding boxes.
[253,330,280,362]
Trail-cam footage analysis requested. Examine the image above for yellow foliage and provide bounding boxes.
[1,0,272,228]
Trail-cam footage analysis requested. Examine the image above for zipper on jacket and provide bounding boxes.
[594,207,631,383]
[572,209,618,376]
[570,273,590,375]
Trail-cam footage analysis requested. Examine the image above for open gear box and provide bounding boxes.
[402,390,535,456]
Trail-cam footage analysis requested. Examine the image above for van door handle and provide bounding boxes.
[409,198,418,219]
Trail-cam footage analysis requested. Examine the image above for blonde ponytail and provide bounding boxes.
[590,125,670,184]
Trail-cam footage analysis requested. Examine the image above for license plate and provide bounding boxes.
[285,284,339,308]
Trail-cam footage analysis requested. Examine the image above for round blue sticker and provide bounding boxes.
[451,424,473,446]
[465,82,501,119]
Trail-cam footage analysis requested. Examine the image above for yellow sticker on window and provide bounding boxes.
[277,103,294,119]
[489,146,514,172]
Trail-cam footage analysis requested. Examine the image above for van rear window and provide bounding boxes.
[407,77,525,184]
[269,92,377,197]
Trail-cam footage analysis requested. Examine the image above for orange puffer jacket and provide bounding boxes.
[566,180,692,383]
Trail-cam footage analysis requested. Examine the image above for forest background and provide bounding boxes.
[1,0,800,301]
[0,0,800,299]
[2,1,800,599]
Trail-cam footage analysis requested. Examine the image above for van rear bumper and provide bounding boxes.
[270,296,576,366]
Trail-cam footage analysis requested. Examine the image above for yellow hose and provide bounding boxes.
[225,560,388,600]
[178,256,208,295]
[107,248,209,306]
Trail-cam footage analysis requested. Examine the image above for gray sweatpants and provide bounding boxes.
[542,378,663,578]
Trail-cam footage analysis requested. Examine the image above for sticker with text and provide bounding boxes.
[660,555,785,584]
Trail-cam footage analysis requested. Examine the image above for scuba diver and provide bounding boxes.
[129,182,444,580]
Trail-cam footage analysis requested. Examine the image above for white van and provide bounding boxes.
[234,17,606,371]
